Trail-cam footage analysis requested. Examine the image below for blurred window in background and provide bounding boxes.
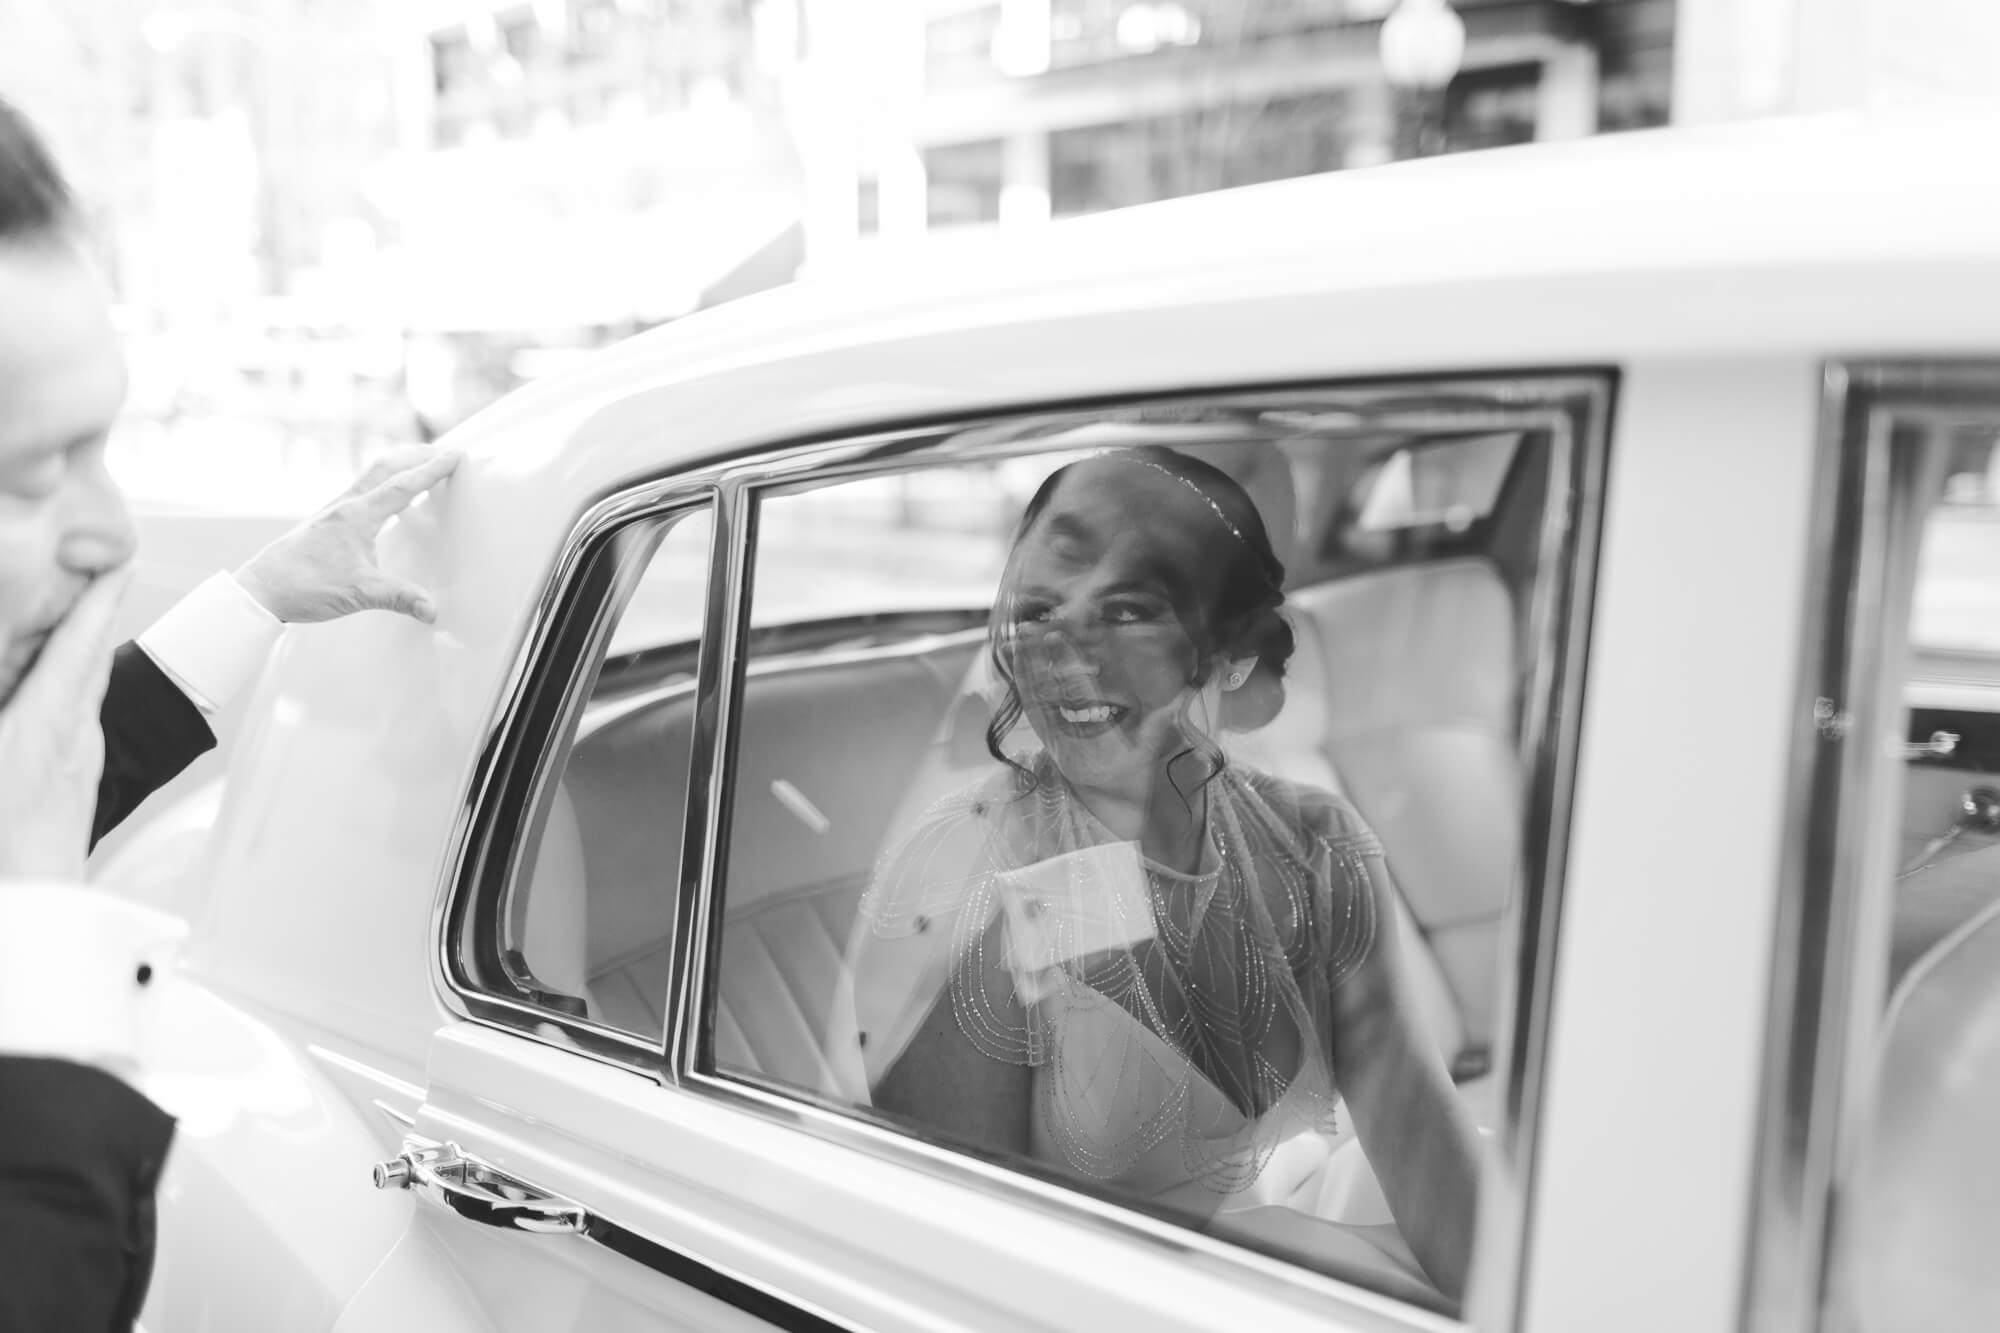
[1049,91,1347,216]
[925,140,1007,227]
[1443,63,1544,153]
[926,3,1005,83]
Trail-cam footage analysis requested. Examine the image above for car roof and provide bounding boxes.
[447,109,2000,528]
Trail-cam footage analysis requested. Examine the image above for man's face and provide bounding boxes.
[0,241,133,705]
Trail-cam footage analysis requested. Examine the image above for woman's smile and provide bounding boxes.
[1046,698,1130,735]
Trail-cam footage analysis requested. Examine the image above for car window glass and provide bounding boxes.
[1823,399,2000,1331]
[494,506,712,1041]
[697,399,1598,1315]
[1353,432,1519,533]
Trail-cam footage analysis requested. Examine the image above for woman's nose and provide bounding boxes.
[1026,618,1104,678]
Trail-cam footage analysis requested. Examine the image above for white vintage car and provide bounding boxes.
[107,113,2000,1333]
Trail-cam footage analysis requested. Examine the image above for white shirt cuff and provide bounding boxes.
[0,882,185,1074]
[136,571,284,715]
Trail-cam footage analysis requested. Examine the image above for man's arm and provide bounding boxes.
[88,446,462,845]
[92,643,215,849]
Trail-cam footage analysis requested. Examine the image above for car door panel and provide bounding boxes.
[138,977,418,1331]
[402,1025,1436,1333]
[332,1221,499,1333]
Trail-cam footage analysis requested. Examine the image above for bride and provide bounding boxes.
[824,446,1481,1301]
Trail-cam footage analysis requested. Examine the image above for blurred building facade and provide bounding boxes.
[780,0,1675,270]
[383,0,803,432]
[1,0,1699,471]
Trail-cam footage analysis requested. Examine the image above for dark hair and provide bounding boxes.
[0,97,78,245]
[984,445,1296,784]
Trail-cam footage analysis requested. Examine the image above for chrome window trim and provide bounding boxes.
[1490,377,1611,1333]
[1741,360,2000,1333]
[436,374,1611,1329]
[432,475,733,1080]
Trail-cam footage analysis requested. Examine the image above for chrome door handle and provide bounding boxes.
[1902,730,1961,761]
[372,1138,588,1235]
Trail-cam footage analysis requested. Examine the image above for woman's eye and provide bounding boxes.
[1013,602,1056,625]
[1103,601,1157,624]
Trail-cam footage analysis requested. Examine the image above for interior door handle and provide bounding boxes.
[372,1137,589,1235]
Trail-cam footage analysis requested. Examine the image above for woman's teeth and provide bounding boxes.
[1059,703,1117,725]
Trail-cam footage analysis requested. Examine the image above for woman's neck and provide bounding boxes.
[1065,761,1211,873]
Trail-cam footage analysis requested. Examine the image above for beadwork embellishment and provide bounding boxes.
[1103,454,1251,549]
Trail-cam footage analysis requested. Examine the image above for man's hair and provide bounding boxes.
[0,95,77,244]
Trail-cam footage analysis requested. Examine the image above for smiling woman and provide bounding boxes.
[828,446,1479,1300]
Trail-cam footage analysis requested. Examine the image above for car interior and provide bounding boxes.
[506,420,1567,1157]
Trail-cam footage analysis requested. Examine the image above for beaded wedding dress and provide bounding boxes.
[822,752,1434,1294]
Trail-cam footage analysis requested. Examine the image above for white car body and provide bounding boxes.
[106,113,2000,1333]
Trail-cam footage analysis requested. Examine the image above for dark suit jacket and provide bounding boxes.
[91,643,217,849]
[0,644,217,1330]
[0,1058,174,1332]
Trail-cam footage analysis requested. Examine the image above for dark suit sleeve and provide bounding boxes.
[92,644,217,849]
[0,1057,174,1333]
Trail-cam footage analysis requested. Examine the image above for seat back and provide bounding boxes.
[1285,557,1519,1055]
[566,632,982,1068]
[1828,895,2000,1331]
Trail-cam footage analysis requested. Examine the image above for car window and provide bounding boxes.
[464,503,713,1043]
[1775,374,2000,1332]
[690,385,1607,1316]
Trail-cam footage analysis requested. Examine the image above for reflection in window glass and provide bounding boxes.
[500,508,712,1040]
[1908,425,2000,657]
[924,139,1006,228]
[702,417,1578,1312]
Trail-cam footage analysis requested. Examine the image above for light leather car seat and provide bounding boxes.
[1225,555,1516,1113]
[561,633,983,1060]
[1826,890,2000,1331]
[1289,557,1519,1067]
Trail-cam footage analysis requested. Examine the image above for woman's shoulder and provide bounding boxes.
[1223,764,1382,852]
[877,766,1036,867]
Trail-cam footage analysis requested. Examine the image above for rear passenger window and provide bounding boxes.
[699,385,1609,1316]
[461,503,713,1043]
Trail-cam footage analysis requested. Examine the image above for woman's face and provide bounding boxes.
[996,460,1226,796]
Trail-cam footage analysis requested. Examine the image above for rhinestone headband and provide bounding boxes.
[1103,453,1250,549]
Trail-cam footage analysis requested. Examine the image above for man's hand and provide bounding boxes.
[234,446,463,624]
[0,567,129,880]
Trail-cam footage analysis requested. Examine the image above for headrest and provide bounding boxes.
[1293,558,1516,738]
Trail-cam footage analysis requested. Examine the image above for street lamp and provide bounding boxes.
[1378,0,1465,158]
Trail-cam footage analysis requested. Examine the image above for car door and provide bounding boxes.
[374,376,1609,1333]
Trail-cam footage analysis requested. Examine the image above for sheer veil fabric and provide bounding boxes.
[825,750,1383,1207]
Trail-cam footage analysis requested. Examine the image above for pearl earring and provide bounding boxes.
[1226,670,1246,690]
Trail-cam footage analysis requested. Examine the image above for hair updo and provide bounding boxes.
[985,444,1296,771]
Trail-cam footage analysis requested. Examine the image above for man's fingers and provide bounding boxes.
[352,450,463,528]
[352,576,437,624]
[13,565,131,718]
[336,444,438,503]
